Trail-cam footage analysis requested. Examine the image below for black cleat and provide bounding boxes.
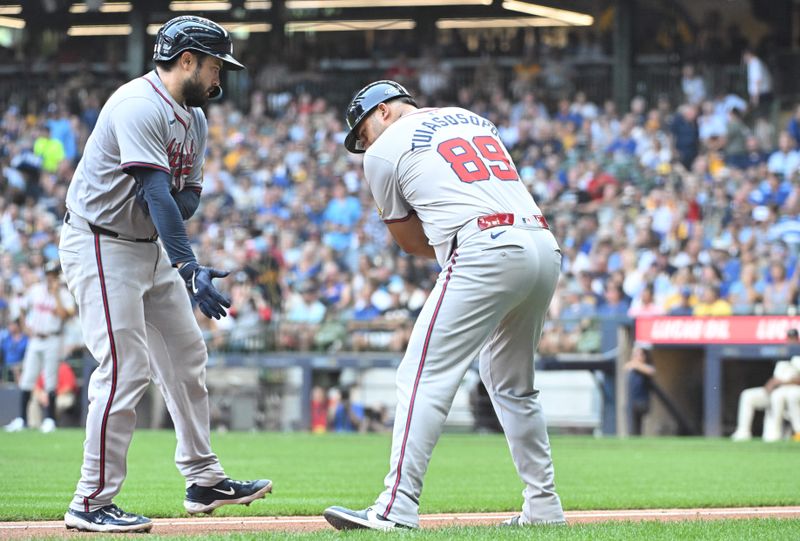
[64,504,153,533]
[184,478,272,515]
[323,506,413,531]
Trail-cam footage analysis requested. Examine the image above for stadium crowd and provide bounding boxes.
[1,44,800,369]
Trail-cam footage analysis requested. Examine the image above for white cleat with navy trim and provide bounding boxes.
[323,506,413,531]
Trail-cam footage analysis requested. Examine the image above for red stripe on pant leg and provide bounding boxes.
[383,251,458,517]
[85,233,120,511]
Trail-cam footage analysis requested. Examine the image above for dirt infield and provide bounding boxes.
[1,507,799,539]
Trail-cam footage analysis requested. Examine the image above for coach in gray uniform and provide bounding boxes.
[324,81,565,531]
[59,16,271,533]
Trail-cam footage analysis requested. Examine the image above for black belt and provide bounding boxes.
[34,333,57,339]
[65,212,157,243]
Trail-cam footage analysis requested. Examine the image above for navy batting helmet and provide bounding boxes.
[344,80,416,153]
[153,16,245,72]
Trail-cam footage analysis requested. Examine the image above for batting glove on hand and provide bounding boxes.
[178,262,231,320]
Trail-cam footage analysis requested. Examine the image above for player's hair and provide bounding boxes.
[394,96,417,108]
[155,50,207,72]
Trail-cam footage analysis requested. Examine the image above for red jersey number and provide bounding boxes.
[437,136,518,183]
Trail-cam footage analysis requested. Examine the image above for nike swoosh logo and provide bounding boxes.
[213,487,235,496]
[490,230,507,239]
[169,118,177,125]
[102,511,140,523]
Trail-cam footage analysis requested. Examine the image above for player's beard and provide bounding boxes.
[183,69,210,108]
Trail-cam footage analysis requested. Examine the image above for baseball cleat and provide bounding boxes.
[323,506,412,531]
[500,514,567,527]
[184,478,272,515]
[64,504,153,533]
[40,417,56,433]
[3,417,25,432]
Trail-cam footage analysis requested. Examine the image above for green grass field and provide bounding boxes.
[1,431,799,539]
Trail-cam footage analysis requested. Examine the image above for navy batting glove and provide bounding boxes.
[178,261,232,320]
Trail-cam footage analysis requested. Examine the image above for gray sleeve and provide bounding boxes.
[112,97,171,175]
[364,154,412,223]
[183,111,206,194]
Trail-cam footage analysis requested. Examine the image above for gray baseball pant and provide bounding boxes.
[373,221,565,527]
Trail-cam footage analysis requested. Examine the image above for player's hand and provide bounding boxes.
[178,262,232,320]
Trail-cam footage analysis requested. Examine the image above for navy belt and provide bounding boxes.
[65,212,157,243]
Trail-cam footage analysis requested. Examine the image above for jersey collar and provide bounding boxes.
[142,70,193,127]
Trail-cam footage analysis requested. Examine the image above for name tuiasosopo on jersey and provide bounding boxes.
[363,106,543,266]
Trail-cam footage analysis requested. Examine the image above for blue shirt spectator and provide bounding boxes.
[329,389,364,432]
[0,321,28,378]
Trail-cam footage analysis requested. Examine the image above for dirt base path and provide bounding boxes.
[2,507,799,539]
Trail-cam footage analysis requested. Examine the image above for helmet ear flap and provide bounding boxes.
[343,80,415,153]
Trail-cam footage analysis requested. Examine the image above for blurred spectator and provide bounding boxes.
[383,54,416,89]
[742,47,773,119]
[0,318,27,383]
[766,132,800,180]
[327,387,364,432]
[33,125,65,175]
[628,284,665,317]
[279,281,326,351]
[45,103,78,164]
[728,263,764,315]
[724,107,750,169]
[671,104,700,169]
[27,361,78,430]
[681,64,706,105]
[363,403,391,433]
[625,344,656,435]
[667,287,696,316]
[762,263,794,315]
[692,284,733,316]
[310,385,328,433]
[417,53,452,102]
[597,283,630,317]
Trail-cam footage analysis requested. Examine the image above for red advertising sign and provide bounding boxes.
[635,316,800,344]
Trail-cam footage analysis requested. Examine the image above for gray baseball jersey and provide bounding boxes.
[60,70,226,513]
[66,71,206,239]
[364,106,564,526]
[365,107,544,266]
[18,281,75,392]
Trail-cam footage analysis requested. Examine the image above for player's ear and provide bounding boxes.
[180,51,195,70]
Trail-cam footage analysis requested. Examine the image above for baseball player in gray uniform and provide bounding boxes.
[324,81,565,530]
[59,16,270,533]
[3,260,75,434]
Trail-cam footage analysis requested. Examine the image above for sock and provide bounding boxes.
[20,390,31,425]
[47,391,57,421]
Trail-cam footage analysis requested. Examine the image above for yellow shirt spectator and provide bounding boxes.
[33,135,65,173]
[693,299,733,316]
